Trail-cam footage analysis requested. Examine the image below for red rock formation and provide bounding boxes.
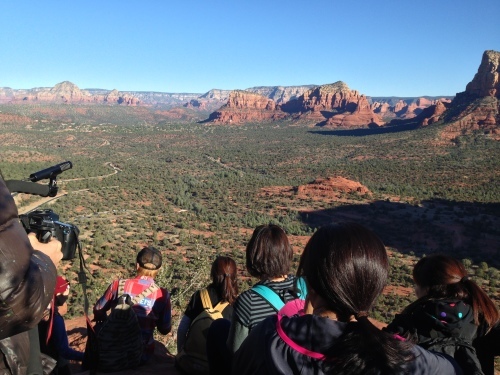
[296,176,371,199]
[105,89,140,105]
[206,91,288,124]
[440,50,500,139]
[298,82,360,112]
[421,100,448,126]
[283,82,384,127]
[7,81,140,105]
[325,96,384,127]
[259,176,371,201]
[465,50,500,98]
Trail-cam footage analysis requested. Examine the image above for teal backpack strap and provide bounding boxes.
[252,284,285,311]
[296,277,308,300]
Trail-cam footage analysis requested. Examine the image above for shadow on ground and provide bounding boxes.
[298,198,500,267]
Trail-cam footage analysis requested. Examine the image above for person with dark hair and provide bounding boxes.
[38,276,84,375]
[177,256,239,351]
[386,254,499,375]
[93,246,172,362]
[227,224,298,354]
[176,256,239,375]
[232,223,462,374]
[0,175,63,374]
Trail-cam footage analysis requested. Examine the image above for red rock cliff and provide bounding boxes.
[465,50,500,98]
[206,90,288,124]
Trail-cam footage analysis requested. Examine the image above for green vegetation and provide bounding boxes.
[0,104,498,354]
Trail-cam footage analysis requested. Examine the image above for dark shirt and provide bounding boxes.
[184,284,233,321]
[233,314,462,375]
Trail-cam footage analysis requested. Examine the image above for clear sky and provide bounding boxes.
[1,1,499,97]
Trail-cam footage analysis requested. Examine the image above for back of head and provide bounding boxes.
[299,222,413,374]
[413,254,499,328]
[136,246,162,278]
[299,222,388,320]
[211,256,239,304]
[246,224,292,279]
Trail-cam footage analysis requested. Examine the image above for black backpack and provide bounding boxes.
[83,280,159,374]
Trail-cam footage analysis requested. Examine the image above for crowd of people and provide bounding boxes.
[1,175,499,375]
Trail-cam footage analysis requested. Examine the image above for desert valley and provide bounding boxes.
[1,50,499,372]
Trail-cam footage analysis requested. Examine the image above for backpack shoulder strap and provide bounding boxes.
[117,279,126,296]
[252,284,285,311]
[296,277,308,300]
[276,314,325,360]
[200,289,213,310]
[131,282,160,305]
[213,301,230,313]
[199,289,228,320]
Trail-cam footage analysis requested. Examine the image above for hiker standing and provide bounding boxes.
[93,246,172,363]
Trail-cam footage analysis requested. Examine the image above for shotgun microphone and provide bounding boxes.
[29,161,73,182]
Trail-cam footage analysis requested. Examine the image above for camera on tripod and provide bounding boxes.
[19,209,79,260]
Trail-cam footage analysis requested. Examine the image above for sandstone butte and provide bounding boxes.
[205,81,458,128]
[440,50,500,139]
[260,176,371,201]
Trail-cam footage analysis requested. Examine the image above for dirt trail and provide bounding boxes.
[15,162,120,214]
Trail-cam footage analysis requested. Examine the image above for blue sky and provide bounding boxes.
[1,1,499,96]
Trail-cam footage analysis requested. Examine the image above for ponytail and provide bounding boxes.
[413,255,499,330]
[322,316,414,374]
[461,277,499,329]
[211,256,239,305]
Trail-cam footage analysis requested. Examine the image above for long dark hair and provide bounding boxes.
[298,222,414,374]
[413,254,499,329]
[211,256,239,305]
[246,224,292,279]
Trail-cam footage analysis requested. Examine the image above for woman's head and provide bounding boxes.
[413,254,499,327]
[211,256,239,304]
[298,222,388,320]
[298,222,414,373]
[413,255,467,298]
[246,224,292,279]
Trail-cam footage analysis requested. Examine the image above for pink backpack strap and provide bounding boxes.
[276,314,325,360]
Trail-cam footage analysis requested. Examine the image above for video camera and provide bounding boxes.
[6,161,80,260]
[19,209,79,260]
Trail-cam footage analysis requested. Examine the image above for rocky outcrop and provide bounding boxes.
[282,82,383,127]
[199,89,232,101]
[206,90,288,124]
[371,97,453,121]
[3,81,140,105]
[420,100,449,126]
[465,50,500,98]
[325,95,384,127]
[260,176,371,201]
[440,50,500,139]
[246,85,316,104]
[105,89,140,105]
[296,176,371,198]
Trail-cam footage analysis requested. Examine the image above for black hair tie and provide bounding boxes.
[460,276,469,283]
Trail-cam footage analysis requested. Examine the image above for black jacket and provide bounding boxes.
[386,298,483,375]
[0,178,57,375]
[233,314,461,375]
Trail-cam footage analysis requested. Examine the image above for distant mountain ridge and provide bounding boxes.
[0,81,447,118]
[1,50,498,136]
